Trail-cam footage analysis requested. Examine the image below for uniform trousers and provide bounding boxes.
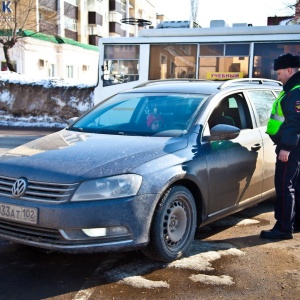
[273,145,300,233]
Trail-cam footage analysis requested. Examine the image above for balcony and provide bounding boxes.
[39,20,58,35]
[88,12,103,26]
[88,35,100,46]
[38,0,57,11]
[65,29,78,41]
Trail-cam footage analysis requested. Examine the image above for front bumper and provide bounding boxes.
[0,193,157,253]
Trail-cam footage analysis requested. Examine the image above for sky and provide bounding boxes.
[152,0,296,27]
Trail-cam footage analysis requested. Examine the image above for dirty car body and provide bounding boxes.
[0,79,282,262]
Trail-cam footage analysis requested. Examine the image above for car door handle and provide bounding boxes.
[251,143,261,151]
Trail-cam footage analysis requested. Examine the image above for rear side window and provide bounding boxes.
[247,90,277,126]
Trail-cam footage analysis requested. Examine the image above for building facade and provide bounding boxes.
[39,0,157,45]
[0,0,159,81]
[267,1,300,25]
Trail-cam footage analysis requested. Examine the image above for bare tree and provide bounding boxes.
[280,0,300,25]
[0,0,59,72]
[285,0,300,10]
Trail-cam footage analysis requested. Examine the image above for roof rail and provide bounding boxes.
[133,79,208,88]
[218,78,282,89]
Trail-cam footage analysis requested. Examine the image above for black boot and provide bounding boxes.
[260,229,293,240]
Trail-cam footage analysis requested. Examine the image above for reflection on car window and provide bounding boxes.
[208,93,252,130]
[70,93,207,137]
[91,98,138,127]
[247,90,277,126]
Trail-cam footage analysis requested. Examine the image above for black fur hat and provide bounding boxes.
[274,53,300,71]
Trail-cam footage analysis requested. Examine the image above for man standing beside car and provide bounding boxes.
[261,53,300,240]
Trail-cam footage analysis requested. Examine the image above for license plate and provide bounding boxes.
[0,203,38,224]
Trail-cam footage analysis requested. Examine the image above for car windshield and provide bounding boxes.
[69,93,207,137]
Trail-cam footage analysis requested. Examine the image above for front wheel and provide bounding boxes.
[143,186,197,262]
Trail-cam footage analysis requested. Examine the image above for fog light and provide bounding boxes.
[82,228,106,237]
[82,226,130,237]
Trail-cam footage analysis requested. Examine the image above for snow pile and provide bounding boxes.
[0,113,67,128]
[0,72,95,128]
[0,71,96,88]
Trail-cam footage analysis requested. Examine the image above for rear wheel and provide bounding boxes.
[143,186,197,262]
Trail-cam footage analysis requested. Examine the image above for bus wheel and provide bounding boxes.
[143,186,197,262]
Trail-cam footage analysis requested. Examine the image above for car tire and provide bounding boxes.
[143,185,197,262]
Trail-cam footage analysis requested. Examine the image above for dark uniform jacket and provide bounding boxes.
[270,71,300,152]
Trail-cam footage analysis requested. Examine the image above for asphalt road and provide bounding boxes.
[0,128,299,300]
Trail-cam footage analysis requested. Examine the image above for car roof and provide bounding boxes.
[121,79,283,95]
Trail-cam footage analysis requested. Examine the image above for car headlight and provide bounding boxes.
[71,174,142,201]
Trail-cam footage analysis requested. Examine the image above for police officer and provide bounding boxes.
[261,53,300,240]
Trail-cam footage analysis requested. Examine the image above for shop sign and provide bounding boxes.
[2,1,12,13]
[207,72,243,80]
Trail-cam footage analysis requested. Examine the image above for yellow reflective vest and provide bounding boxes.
[266,85,300,136]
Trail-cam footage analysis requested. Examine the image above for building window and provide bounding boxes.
[66,65,74,78]
[96,0,102,12]
[1,61,8,71]
[65,16,77,31]
[121,0,126,12]
[49,64,55,77]
[1,61,16,71]
[88,24,102,35]
[82,65,89,71]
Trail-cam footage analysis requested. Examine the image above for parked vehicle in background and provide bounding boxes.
[95,24,299,104]
[0,78,281,262]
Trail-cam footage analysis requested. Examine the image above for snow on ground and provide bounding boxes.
[0,71,96,88]
[0,112,67,128]
[73,240,245,298]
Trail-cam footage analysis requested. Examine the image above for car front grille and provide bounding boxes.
[0,175,78,202]
[0,219,62,242]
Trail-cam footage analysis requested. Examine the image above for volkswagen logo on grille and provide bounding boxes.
[12,178,28,198]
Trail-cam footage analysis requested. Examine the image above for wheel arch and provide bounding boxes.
[158,178,203,227]
[143,179,203,262]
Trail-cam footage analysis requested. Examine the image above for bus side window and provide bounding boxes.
[149,44,197,80]
[102,45,140,86]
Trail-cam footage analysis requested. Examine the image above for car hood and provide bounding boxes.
[0,129,188,183]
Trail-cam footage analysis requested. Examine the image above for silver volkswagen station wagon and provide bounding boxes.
[0,78,282,262]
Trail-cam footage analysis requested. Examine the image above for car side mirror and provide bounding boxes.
[207,124,240,141]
